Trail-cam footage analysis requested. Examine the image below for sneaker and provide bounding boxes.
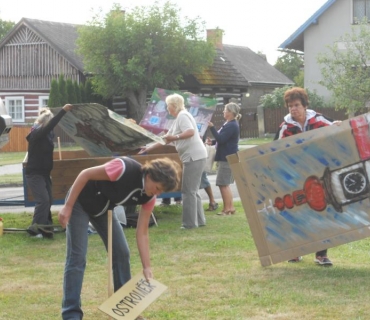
[37,226,54,239]
[30,234,43,239]
[26,224,40,236]
[135,316,146,320]
[288,256,302,263]
[314,256,333,266]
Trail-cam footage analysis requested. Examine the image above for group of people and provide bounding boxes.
[139,93,241,228]
[24,86,335,319]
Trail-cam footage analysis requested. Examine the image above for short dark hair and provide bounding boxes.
[284,87,309,108]
[142,157,181,192]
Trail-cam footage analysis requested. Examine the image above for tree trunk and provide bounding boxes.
[126,89,148,123]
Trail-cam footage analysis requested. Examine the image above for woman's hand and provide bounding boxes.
[58,205,73,228]
[208,121,214,127]
[138,147,148,155]
[143,267,153,282]
[164,135,177,144]
[62,104,73,112]
[205,137,212,145]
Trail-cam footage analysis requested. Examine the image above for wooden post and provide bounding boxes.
[108,210,113,298]
[57,137,62,160]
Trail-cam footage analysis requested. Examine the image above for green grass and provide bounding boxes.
[0,151,27,165]
[0,205,370,319]
[239,137,274,145]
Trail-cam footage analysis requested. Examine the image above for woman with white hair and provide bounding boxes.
[139,93,207,229]
[25,104,73,238]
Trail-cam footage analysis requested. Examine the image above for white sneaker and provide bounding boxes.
[31,234,43,239]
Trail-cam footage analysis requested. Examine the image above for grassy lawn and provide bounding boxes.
[0,204,369,319]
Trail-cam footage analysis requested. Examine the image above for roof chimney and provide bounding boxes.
[207,29,223,49]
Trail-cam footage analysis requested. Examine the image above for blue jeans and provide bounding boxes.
[62,200,131,320]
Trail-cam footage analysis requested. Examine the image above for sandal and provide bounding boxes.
[216,210,231,216]
[206,202,219,211]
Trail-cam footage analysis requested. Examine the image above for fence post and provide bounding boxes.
[257,105,265,138]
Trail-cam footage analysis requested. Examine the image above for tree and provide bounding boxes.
[0,18,15,40]
[77,1,215,121]
[66,79,77,103]
[259,85,325,109]
[48,78,61,108]
[317,18,370,113]
[274,51,304,84]
[79,82,86,103]
[58,74,67,105]
[74,81,81,103]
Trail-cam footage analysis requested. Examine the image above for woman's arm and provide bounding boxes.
[58,164,109,228]
[33,104,73,139]
[136,205,154,281]
[164,128,194,143]
[138,142,162,154]
[209,122,237,144]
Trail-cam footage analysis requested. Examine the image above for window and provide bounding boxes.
[5,97,24,122]
[39,96,49,109]
[353,0,370,21]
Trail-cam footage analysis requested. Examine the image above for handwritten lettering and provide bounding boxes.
[111,279,157,316]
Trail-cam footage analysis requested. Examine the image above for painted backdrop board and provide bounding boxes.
[229,112,370,266]
[52,103,165,156]
[139,88,217,138]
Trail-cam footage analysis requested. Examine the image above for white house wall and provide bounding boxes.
[304,0,353,101]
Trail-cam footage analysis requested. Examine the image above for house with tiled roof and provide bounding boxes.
[0,19,290,128]
[279,0,370,101]
[181,29,293,108]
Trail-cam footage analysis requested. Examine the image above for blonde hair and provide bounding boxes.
[165,93,185,113]
[36,107,54,126]
[225,102,242,120]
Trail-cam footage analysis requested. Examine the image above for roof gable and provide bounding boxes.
[222,45,294,85]
[191,48,250,88]
[279,0,337,51]
[0,18,84,71]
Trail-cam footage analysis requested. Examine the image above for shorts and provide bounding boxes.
[216,161,234,186]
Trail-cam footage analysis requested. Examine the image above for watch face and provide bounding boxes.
[342,171,367,195]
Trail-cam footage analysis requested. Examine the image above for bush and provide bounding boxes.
[260,86,326,109]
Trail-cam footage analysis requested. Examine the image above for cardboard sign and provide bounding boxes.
[52,103,165,156]
[139,88,217,138]
[99,273,168,320]
[229,112,370,266]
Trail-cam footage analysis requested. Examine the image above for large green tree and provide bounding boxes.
[274,51,304,86]
[0,18,15,40]
[77,1,215,121]
[317,18,370,113]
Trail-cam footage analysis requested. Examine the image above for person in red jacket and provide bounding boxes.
[275,87,341,266]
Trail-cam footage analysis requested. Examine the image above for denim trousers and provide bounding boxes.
[181,158,206,228]
[62,200,131,320]
[25,174,53,225]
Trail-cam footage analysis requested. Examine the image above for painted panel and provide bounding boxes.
[52,103,165,157]
[229,112,370,266]
[139,88,217,138]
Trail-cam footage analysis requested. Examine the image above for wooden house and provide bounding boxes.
[0,18,87,124]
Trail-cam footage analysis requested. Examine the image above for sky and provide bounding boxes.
[0,0,328,65]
